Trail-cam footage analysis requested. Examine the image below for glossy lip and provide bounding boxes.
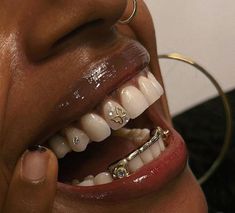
[57,104,187,202]
[36,39,150,146]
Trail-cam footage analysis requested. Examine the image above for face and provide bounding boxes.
[0,0,207,212]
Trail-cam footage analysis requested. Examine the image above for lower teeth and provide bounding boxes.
[71,127,169,186]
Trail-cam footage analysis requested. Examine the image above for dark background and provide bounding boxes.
[173,89,235,213]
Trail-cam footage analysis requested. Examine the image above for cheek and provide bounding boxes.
[146,167,207,213]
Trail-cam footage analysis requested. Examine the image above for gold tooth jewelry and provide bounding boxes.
[109,106,129,125]
[108,127,170,180]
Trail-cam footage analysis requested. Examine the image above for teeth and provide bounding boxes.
[147,72,164,95]
[114,128,150,145]
[79,179,95,186]
[138,76,163,105]
[81,113,111,142]
[64,127,89,152]
[48,135,71,158]
[103,100,130,130]
[84,175,94,180]
[72,179,80,186]
[120,86,149,119]
[128,155,144,173]
[140,149,154,164]
[158,138,166,151]
[94,172,113,185]
[150,141,161,158]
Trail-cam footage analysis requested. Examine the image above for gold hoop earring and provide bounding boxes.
[159,53,233,185]
[119,0,137,24]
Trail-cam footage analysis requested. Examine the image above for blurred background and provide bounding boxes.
[145,0,235,212]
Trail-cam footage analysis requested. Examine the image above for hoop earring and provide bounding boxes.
[159,53,233,185]
[118,0,138,24]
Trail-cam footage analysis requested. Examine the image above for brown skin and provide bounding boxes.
[0,0,207,212]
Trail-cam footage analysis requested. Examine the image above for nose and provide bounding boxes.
[21,0,127,61]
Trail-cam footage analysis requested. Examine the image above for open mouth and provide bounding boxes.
[41,40,187,201]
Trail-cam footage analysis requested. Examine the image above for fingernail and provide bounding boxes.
[22,145,49,182]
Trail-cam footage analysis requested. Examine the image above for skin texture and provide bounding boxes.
[0,0,207,212]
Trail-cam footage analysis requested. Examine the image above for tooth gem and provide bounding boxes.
[114,166,129,179]
[72,136,80,145]
[109,106,129,124]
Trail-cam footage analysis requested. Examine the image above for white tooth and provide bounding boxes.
[103,100,130,130]
[128,156,144,172]
[140,149,154,164]
[78,179,95,186]
[120,86,149,119]
[48,135,71,158]
[72,179,80,186]
[138,76,162,105]
[132,128,150,145]
[94,172,113,185]
[64,127,90,152]
[81,113,111,142]
[147,72,164,95]
[158,138,165,151]
[150,141,161,158]
[113,128,150,145]
[84,175,94,180]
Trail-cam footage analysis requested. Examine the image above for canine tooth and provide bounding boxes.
[147,71,164,95]
[103,100,130,130]
[120,86,149,119]
[158,138,165,151]
[64,127,89,152]
[79,179,95,186]
[94,172,113,185]
[150,142,161,158]
[81,113,111,142]
[48,135,71,158]
[128,155,144,172]
[140,149,154,164]
[138,76,162,105]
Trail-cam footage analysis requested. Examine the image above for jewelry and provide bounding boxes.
[118,0,137,24]
[108,127,170,179]
[109,106,129,125]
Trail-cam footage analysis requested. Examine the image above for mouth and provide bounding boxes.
[41,40,187,201]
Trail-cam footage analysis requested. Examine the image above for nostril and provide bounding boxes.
[24,1,127,62]
[53,19,104,49]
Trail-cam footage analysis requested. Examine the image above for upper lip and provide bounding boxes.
[35,39,150,146]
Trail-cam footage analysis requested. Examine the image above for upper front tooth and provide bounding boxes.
[138,76,163,105]
[81,113,111,142]
[48,135,71,158]
[103,100,130,130]
[147,72,164,95]
[64,127,90,152]
[120,86,149,119]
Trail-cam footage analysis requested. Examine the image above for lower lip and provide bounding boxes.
[57,105,188,202]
